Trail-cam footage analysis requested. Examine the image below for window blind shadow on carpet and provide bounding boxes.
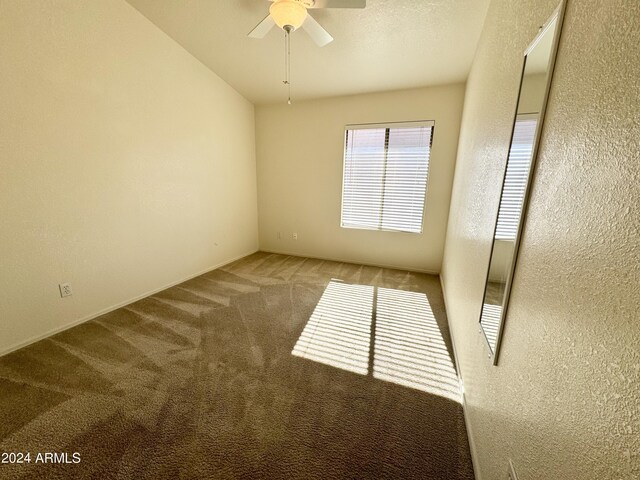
[292,279,461,403]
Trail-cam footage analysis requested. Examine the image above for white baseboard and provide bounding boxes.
[260,249,439,275]
[439,273,482,480]
[0,249,258,358]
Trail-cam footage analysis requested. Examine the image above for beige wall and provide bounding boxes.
[0,0,258,355]
[487,239,514,283]
[256,85,465,273]
[518,72,547,114]
[442,0,640,479]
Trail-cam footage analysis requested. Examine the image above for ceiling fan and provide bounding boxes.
[248,0,366,47]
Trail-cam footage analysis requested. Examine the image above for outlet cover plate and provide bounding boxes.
[59,283,73,298]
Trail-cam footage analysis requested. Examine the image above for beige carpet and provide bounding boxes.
[0,252,474,479]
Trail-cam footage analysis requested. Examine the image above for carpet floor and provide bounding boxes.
[0,252,474,479]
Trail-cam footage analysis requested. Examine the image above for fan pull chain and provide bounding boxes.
[283,27,292,105]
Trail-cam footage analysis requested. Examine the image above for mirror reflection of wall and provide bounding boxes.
[479,9,564,362]
[518,74,546,114]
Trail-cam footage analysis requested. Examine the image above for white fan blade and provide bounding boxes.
[248,14,276,38]
[310,0,366,8]
[302,14,333,47]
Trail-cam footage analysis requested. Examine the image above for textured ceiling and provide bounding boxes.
[125,0,491,104]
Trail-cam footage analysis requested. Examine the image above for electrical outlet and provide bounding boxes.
[508,460,518,480]
[277,231,281,240]
[59,283,73,298]
[293,232,298,240]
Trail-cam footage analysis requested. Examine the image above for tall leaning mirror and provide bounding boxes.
[479,1,567,364]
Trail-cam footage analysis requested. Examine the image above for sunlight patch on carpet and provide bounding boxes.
[292,280,372,375]
[480,303,502,348]
[373,288,461,402]
[292,281,461,402]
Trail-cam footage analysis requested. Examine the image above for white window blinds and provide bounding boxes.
[494,115,538,240]
[341,122,434,234]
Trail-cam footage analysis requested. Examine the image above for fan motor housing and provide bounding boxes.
[271,0,316,7]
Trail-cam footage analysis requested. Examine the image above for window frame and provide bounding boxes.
[340,120,435,234]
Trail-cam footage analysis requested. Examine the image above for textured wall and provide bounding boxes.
[0,0,259,355]
[442,0,639,479]
[256,85,465,273]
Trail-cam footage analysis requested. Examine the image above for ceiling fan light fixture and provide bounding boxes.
[269,0,308,31]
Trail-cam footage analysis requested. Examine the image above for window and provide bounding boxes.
[494,115,538,240]
[340,121,434,233]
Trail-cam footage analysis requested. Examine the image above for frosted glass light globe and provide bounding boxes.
[269,0,308,30]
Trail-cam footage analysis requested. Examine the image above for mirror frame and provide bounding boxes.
[479,0,567,364]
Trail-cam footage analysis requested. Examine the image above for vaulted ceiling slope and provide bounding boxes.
[126,0,491,105]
